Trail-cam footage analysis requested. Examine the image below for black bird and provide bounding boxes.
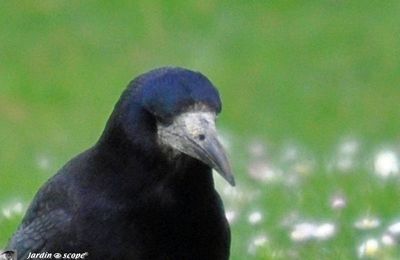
[7,67,235,260]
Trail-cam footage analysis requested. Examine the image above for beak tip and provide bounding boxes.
[214,168,235,186]
[223,172,236,187]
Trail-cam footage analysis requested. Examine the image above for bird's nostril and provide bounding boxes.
[198,134,206,141]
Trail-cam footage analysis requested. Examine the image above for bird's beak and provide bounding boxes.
[158,111,235,186]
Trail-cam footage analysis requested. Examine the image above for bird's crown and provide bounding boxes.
[137,67,222,120]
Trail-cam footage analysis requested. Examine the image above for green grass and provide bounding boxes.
[1,1,400,258]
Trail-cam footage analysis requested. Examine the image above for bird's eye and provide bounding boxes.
[198,134,206,141]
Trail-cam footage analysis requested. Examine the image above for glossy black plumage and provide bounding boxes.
[7,67,232,260]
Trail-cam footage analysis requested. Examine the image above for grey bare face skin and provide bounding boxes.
[157,109,235,186]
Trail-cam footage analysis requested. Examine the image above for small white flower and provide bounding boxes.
[388,221,400,235]
[374,150,399,178]
[358,239,380,258]
[253,235,268,246]
[2,208,12,219]
[354,217,381,230]
[330,194,347,210]
[381,234,395,246]
[247,161,282,183]
[330,138,360,172]
[36,153,51,171]
[248,211,263,225]
[248,141,266,158]
[13,202,23,214]
[314,223,336,240]
[247,234,268,255]
[1,201,24,219]
[340,139,360,154]
[290,223,316,242]
[290,221,336,242]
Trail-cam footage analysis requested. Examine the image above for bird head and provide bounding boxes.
[130,67,235,186]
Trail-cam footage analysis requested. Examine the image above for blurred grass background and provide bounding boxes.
[1,1,400,259]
